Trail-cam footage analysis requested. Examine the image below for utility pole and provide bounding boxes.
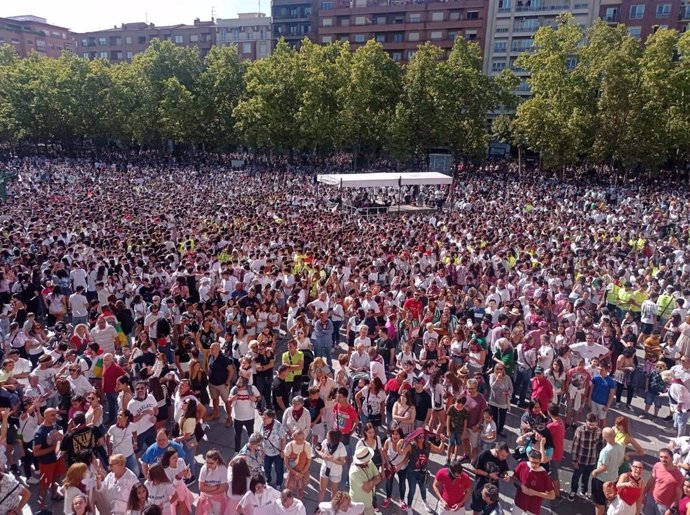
[211,6,215,21]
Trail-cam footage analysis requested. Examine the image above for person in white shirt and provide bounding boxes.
[90,316,118,355]
[274,488,307,515]
[127,381,159,451]
[237,477,281,515]
[368,348,387,386]
[570,333,610,365]
[68,286,90,325]
[318,491,365,515]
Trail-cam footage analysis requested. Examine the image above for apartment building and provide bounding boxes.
[599,0,686,40]
[483,0,601,95]
[316,0,487,62]
[272,0,318,48]
[217,13,272,60]
[75,19,216,62]
[0,15,74,58]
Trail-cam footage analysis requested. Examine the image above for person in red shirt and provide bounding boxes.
[402,290,423,321]
[546,403,565,500]
[333,387,359,487]
[530,366,553,413]
[513,450,556,515]
[432,460,472,514]
[101,352,126,425]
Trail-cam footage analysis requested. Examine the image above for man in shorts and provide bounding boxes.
[207,342,234,426]
[32,408,66,511]
[589,365,616,428]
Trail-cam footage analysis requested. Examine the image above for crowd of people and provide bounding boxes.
[0,155,688,515]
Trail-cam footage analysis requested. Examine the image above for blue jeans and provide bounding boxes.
[332,321,342,345]
[406,468,428,506]
[125,453,141,477]
[71,315,88,327]
[340,434,356,488]
[264,454,284,489]
[181,443,197,476]
[158,344,174,364]
[513,366,533,404]
[105,392,119,425]
[314,340,333,368]
[675,410,690,437]
[136,426,156,454]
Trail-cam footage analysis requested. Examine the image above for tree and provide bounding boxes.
[388,42,443,164]
[338,40,401,166]
[512,13,589,169]
[196,45,246,150]
[670,31,690,168]
[436,38,517,162]
[296,39,351,154]
[234,39,303,152]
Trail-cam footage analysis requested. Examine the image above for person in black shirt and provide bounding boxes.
[254,343,275,412]
[272,365,291,420]
[59,412,104,466]
[412,378,432,429]
[207,342,234,425]
[469,442,510,515]
[306,386,326,446]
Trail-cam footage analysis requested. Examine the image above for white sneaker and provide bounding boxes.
[27,476,40,484]
[423,500,434,513]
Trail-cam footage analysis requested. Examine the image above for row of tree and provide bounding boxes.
[499,13,690,171]
[2,14,690,170]
[0,37,516,164]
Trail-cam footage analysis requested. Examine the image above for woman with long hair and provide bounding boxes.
[144,464,177,513]
[68,493,93,515]
[237,475,281,515]
[116,375,133,413]
[381,427,409,509]
[160,449,193,515]
[197,449,229,515]
[188,358,210,407]
[228,456,252,513]
[177,397,199,467]
[106,410,139,477]
[126,483,149,515]
[613,416,644,473]
[316,429,347,504]
[284,428,312,498]
[62,462,89,515]
[391,390,416,436]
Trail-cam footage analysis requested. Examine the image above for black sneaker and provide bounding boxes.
[663,414,673,421]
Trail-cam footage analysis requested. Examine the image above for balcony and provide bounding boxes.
[603,14,619,22]
[513,24,540,32]
[515,4,569,13]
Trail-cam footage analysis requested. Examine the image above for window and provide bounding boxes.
[392,52,402,62]
[126,51,133,59]
[190,34,199,42]
[174,35,184,43]
[492,61,506,71]
[498,0,511,11]
[629,4,645,19]
[410,13,422,23]
[604,7,619,21]
[321,1,332,9]
[430,31,442,40]
[11,38,19,45]
[323,17,333,26]
[448,31,457,41]
[408,50,416,60]
[340,17,349,26]
[354,34,366,43]
[36,39,46,48]
[565,57,577,69]
[393,33,403,42]
[628,26,642,38]
[449,11,460,21]
[81,38,88,47]
[82,52,89,58]
[125,36,132,44]
[431,11,444,21]
[465,30,477,40]
[322,35,333,43]
[355,16,366,25]
[494,41,507,52]
[408,32,420,41]
[240,42,250,53]
[393,14,405,24]
[258,42,269,58]
[98,37,107,45]
[656,4,671,17]
[99,51,108,58]
[376,34,386,42]
[138,36,147,44]
[376,16,387,24]
[466,11,479,20]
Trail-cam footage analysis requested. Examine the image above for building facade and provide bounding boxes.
[0,15,74,58]
[272,0,318,48]
[316,0,487,62]
[217,13,272,60]
[599,0,686,41]
[75,19,216,62]
[483,0,601,96]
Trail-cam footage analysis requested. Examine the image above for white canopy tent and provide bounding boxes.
[316,172,453,188]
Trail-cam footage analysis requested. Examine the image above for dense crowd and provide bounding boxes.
[0,155,689,515]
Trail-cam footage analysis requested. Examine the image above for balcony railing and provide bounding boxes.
[603,14,619,22]
[513,25,540,32]
[515,4,569,12]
